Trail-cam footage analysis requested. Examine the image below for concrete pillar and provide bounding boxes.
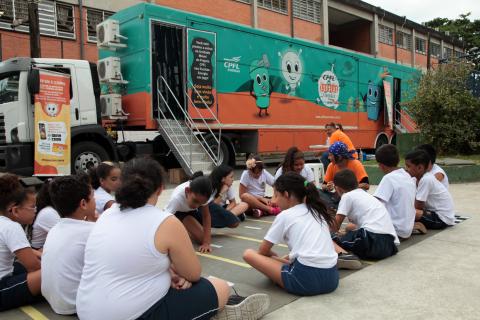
[411,28,416,67]
[251,0,258,28]
[321,0,329,45]
[440,39,444,59]
[370,13,378,57]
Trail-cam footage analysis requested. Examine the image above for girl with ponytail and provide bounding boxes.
[243,172,339,296]
[89,162,121,215]
[274,146,314,183]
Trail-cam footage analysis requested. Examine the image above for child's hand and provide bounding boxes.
[326,181,335,192]
[198,243,212,253]
[170,274,192,290]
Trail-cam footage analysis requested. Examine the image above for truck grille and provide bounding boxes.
[0,113,6,145]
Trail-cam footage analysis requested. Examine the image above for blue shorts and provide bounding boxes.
[420,211,449,230]
[281,259,339,296]
[137,277,218,320]
[0,263,40,311]
[337,228,398,260]
[175,205,240,229]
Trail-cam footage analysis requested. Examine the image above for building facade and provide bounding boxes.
[0,0,465,69]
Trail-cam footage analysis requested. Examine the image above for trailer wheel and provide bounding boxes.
[72,141,110,173]
[205,135,231,167]
[375,134,389,150]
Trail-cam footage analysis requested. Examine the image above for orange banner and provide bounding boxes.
[34,70,71,176]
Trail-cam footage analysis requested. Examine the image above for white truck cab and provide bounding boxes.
[0,57,117,175]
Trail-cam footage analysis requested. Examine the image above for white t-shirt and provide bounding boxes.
[431,164,449,190]
[416,172,455,225]
[164,181,213,214]
[41,218,94,315]
[374,169,417,238]
[76,204,172,320]
[274,166,315,183]
[31,206,60,249]
[0,216,31,279]
[213,187,236,207]
[239,170,274,197]
[94,187,114,214]
[337,189,400,244]
[264,203,337,268]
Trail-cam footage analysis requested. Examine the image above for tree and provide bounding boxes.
[424,13,480,51]
[408,60,480,154]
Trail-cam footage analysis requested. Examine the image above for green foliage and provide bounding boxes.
[408,60,480,154]
[424,13,480,51]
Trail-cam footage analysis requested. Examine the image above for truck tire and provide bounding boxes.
[72,141,110,173]
[205,135,231,167]
[375,134,389,150]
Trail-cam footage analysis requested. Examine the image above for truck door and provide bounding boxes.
[151,22,186,121]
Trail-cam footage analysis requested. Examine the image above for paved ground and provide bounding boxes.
[0,171,478,320]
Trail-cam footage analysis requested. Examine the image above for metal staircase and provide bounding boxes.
[155,76,221,176]
[394,105,417,134]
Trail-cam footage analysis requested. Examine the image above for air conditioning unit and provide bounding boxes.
[98,57,122,82]
[100,94,123,118]
[97,19,127,49]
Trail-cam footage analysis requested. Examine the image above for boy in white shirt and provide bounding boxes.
[41,176,96,315]
[374,144,417,239]
[416,144,449,189]
[405,150,455,230]
[332,169,399,260]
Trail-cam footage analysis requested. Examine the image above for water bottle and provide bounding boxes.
[359,149,364,162]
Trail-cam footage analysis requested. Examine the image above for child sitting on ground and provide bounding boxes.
[243,172,339,296]
[209,164,248,227]
[164,172,215,253]
[332,169,399,260]
[405,149,455,230]
[416,144,449,189]
[30,179,60,249]
[0,174,41,311]
[89,162,121,215]
[374,144,417,240]
[239,154,280,218]
[275,146,315,183]
[41,175,96,315]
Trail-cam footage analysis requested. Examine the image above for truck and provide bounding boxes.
[0,2,419,176]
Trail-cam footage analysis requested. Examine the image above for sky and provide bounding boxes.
[362,0,480,24]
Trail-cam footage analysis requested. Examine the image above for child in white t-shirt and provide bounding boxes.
[243,172,339,296]
[239,155,280,218]
[0,174,41,311]
[274,147,315,183]
[164,172,215,253]
[89,162,121,214]
[209,164,248,227]
[30,180,60,249]
[41,175,96,315]
[405,149,455,229]
[332,169,399,260]
[374,144,417,239]
[416,144,449,189]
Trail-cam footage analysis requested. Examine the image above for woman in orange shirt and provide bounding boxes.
[328,124,358,159]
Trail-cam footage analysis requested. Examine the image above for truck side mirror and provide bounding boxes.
[27,69,40,104]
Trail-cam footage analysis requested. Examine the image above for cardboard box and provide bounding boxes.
[168,168,187,184]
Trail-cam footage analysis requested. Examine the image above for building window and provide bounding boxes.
[430,42,441,58]
[56,3,74,38]
[379,24,393,45]
[396,31,412,50]
[0,0,75,39]
[293,0,321,24]
[258,0,288,14]
[415,37,426,55]
[444,47,453,59]
[455,50,463,58]
[87,9,113,42]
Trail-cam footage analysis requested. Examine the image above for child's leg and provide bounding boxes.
[182,216,205,244]
[208,203,240,229]
[345,223,357,232]
[415,209,424,221]
[26,270,41,296]
[243,249,285,288]
[332,241,348,254]
[206,277,230,310]
[240,193,272,212]
[230,202,248,216]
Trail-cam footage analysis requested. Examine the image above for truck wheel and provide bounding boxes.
[72,141,109,173]
[375,134,389,150]
[205,136,231,167]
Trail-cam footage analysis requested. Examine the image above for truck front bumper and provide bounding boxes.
[0,143,34,176]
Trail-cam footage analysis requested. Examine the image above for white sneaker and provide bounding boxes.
[213,293,270,320]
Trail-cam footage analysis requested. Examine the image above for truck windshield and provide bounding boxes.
[0,72,20,105]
